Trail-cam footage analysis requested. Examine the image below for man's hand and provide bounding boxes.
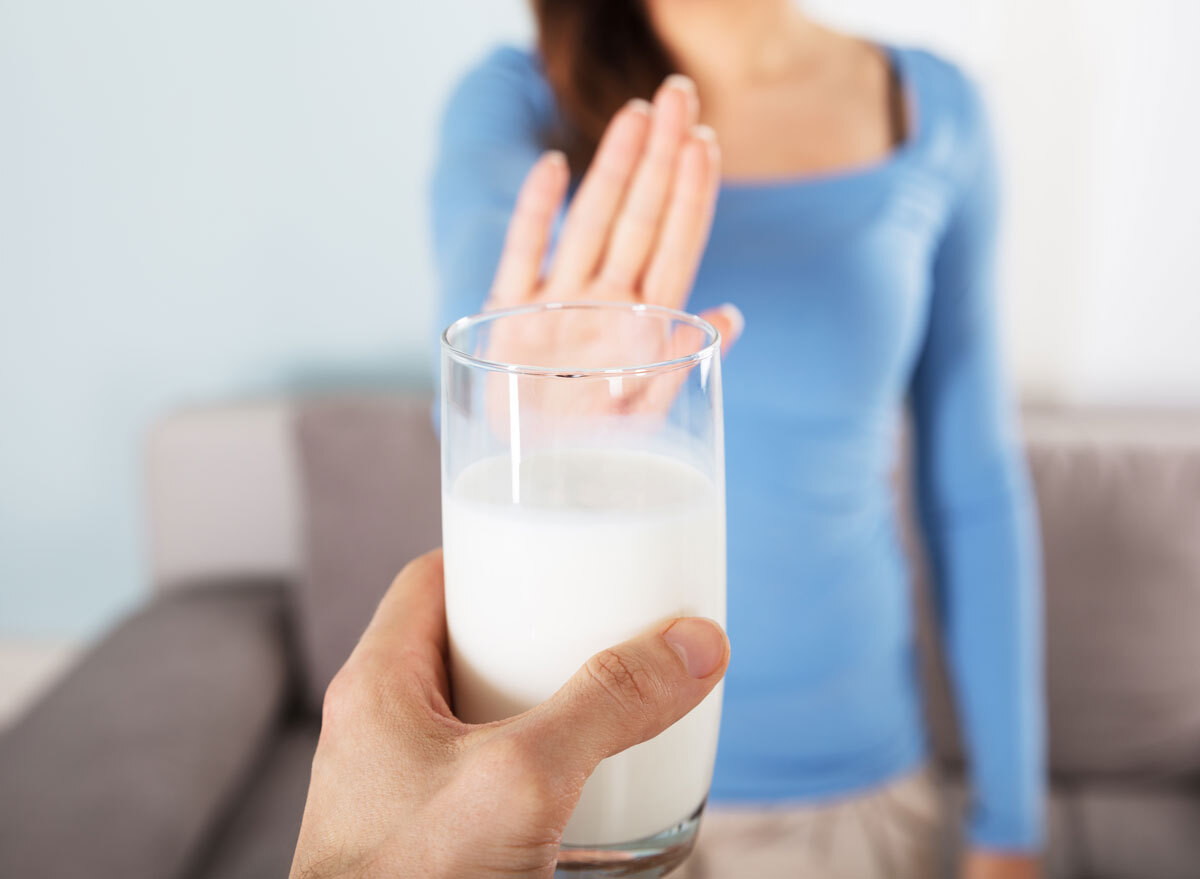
[289,549,730,879]
[963,851,1041,879]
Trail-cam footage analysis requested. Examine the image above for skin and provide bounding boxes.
[289,550,729,879]
[489,79,723,312]
[484,76,741,419]
[647,1,903,180]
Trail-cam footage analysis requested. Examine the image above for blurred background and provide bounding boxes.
[2,0,1198,717]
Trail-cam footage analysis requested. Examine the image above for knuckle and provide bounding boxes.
[599,265,635,289]
[504,225,542,257]
[320,649,400,732]
[620,201,662,233]
[593,152,634,187]
[512,198,554,231]
[568,210,609,240]
[320,663,367,731]
[654,240,690,264]
[585,649,657,722]
[398,548,442,582]
[673,185,706,211]
[645,139,680,169]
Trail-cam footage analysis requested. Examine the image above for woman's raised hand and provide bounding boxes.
[488,75,743,352]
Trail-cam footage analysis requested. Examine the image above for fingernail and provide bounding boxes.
[691,124,719,161]
[626,97,653,116]
[664,74,697,96]
[719,303,744,339]
[664,74,700,119]
[544,150,567,168]
[663,618,727,679]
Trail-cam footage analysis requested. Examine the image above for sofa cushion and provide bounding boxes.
[0,582,290,879]
[1026,412,1200,778]
[939,777,1078,879]
[294,394,442,712]
[191,720,319,879]
[1069,781,1200,879]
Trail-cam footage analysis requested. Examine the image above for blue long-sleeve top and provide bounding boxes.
[430,44,1044,851]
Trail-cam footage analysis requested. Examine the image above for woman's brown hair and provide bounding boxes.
[532,0,677,170]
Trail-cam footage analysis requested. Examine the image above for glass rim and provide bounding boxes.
[440,300,721,378]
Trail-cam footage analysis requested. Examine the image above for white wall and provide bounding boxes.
[2,0,1197,637]
[1069,1,1200,403]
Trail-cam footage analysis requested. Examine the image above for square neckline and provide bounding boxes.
[718,44,923,195]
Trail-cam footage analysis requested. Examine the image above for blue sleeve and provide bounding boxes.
[910,78,1045,851]
[429,47,550,341]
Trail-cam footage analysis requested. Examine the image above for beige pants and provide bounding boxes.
[676,769,944,879]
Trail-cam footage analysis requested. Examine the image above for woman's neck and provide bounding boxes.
[646,0,817,88]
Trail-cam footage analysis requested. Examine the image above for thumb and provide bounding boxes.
[514,617,729,783]
[698,303,744,356]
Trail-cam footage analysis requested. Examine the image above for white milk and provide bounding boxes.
[442,448,725,846]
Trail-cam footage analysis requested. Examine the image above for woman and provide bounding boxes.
[431,2,1042,877]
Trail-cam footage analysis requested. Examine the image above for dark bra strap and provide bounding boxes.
[886,60,908,148]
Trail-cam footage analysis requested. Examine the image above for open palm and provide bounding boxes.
[483,75,741,417]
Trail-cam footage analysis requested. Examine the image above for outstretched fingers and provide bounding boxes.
[545,100,652,295]
[641,126,722,308]
[599,75,698,290]
[488,151,570,307]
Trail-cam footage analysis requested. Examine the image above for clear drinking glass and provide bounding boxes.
[440,301,726,877]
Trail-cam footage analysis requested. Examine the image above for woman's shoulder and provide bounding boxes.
[894,46,986,121]
[461,45,545,87]
[440,46,557,143]
[891,45,992,174]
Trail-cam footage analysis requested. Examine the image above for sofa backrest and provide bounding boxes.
[147,395,1200,776]
[144,394,442,712]
[291,395,442,712]
[1026,409,1200,778]
[145,401,302,592]
[913,408,1200,781]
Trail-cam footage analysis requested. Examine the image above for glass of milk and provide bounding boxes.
[441,301,725,876]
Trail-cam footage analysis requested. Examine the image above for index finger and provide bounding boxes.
[353,549,450,702]
[488,151,569,307]
[545,100,652,294]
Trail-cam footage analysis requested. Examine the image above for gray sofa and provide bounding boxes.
[1,394,1198,879]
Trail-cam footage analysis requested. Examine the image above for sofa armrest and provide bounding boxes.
[0,581,293,879]
[146,400,302,592]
